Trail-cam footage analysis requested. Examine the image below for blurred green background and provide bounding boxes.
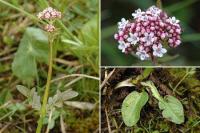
[101,0,200,66]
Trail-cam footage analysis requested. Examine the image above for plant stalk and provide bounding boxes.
[156,0,162,8]
[173,73,188,93]
[36,36,53,133]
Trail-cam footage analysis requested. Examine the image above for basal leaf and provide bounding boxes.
[64,101,95,110]
[12,27,48,85]
[31,91,41,111]
[16,85,30,97]
[159,95,184,124]
[121,91,149,127]
[61,89,79,101]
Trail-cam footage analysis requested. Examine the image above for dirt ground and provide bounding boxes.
[101,68,200,133]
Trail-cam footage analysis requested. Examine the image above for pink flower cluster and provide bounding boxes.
[37,7,62,32]
[44,24,56,32]
[114,6,182,61]
[37,7,61,20]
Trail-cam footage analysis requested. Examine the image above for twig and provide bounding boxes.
[54,58,79,66]
[105,108,112,133]
[173,73,188,93]
[0,48,16,57]
[64,76,83,88]
[60,115,67,133]
[51,74,99,82]
[0,123,11,133]
[100,69,115,90]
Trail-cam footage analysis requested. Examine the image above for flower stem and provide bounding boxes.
[156,0,162,8]
[36,36,53,133]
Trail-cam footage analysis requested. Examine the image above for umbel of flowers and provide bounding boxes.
[37,7,61,32]
[114,6,182,61]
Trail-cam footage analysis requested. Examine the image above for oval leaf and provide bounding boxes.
[121,91,149,126]
[159,95,184,124]
[12,27,48,85]
[16,85,30,97]
[64,101,95,110]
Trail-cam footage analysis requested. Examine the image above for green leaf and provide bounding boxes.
[159,95,184,124]
[182,34,200,42]
[141,81,161,100]
[48,89,78,108]
[77,15,99,73]
[31,91,41,111]
[0,89,12,105]
[12,27,48,85]
[16,85,30,97]
[141,81,185,124]
[121,91,149,127]
[64,101,95,110]
[132,68,153,84]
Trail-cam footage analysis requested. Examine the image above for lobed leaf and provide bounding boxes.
[12,27,48,85]
[159,95,184,124]
[121,91,149,126]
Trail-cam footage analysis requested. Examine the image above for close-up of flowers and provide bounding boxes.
[37,7,61,32]
[114,6,182,61]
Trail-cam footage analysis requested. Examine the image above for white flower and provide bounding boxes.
[118,41,130,53]
[167,17,180,25]
[136,47,150,60]
[132,9,145,19]
[153,44,167,57]
[142,32,155,46]
[118,18,129,30]
[140,15,149,21]
[127,33,139,45]
[147,6,161,16]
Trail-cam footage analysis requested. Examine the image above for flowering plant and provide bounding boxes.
[114,6,182,61]
[37,7,61,32]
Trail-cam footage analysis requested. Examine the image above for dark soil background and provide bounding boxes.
[101,68,200,133]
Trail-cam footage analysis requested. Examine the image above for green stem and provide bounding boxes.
[156,0,162,8]
[173,73,188,93]
[36,36,53,133]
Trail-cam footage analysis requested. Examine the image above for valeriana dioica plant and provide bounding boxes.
[114,6,182,61]
[121,80,184,127]
[36,7,61,133]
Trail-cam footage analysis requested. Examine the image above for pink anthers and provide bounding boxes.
[37,7,62,32]
[114,6,182,61]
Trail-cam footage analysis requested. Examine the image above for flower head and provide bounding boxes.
[136,46,150,60]
[132,9,145,19]
[167,17,180,25]
[114,5,182,61]
[118,18,129,30]
[153,44,167,57]
[127,33,139,45]
[37,7,61,20]
[142,32,155,46]
[37,7,61,32]
[44,24,55,32]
